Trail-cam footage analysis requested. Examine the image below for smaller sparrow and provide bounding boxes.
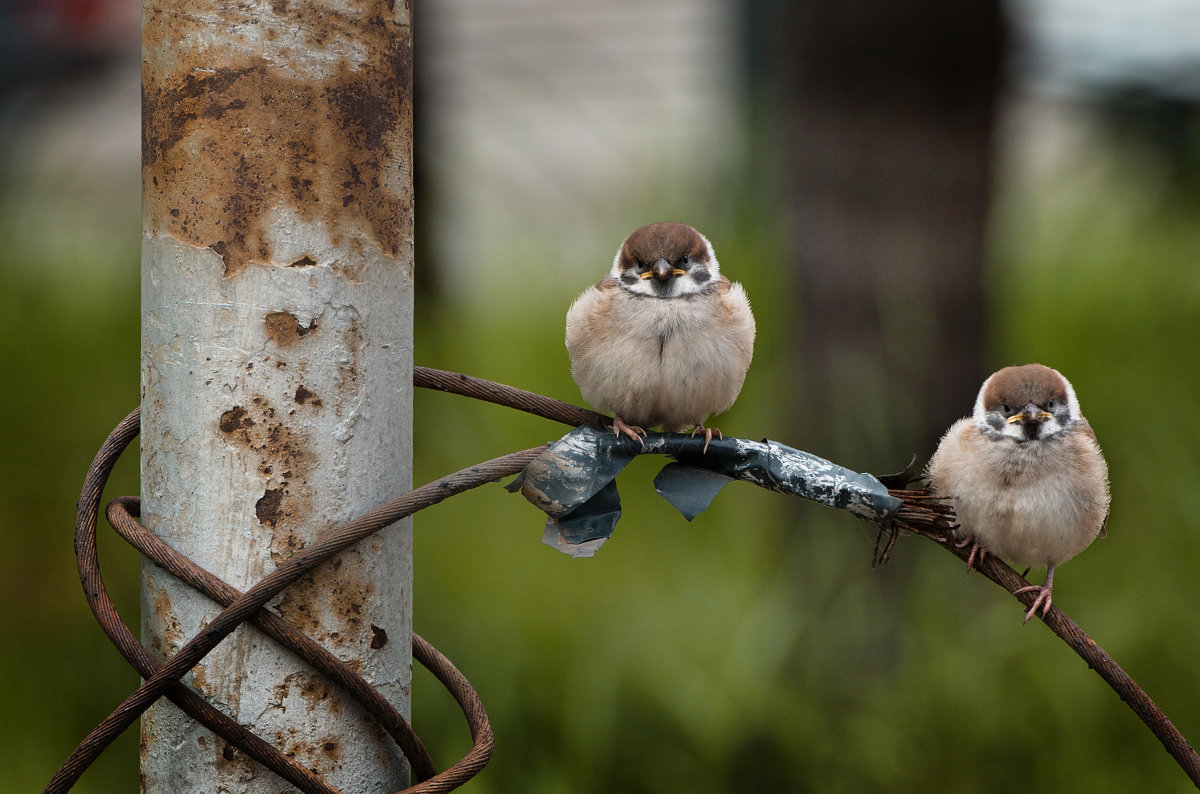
[927,364,1110,623]
[565,222,755,451]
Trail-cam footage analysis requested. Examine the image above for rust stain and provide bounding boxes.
[275,671,334,709]
[146,577,183,661]
[369,624,389,649]
[143,2,413,277]
[329,576,373,628]
[264,311,317,347]
[294,384,323,407]
[275,569,374,650]
[191,664,212,697]
[276,574,324,635]
[217,396,317,564]
[300,675,333,705]
[337,315,362,395]
[218,405,251,434]
[213,736,260,782]
[140,709,156,759]
[256,487,284,526]
[261,676,350,774]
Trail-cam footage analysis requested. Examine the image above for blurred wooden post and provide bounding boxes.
[760,0,1007,466]
[140,1,414,790]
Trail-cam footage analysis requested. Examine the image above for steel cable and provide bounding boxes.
[47,367,1200,790]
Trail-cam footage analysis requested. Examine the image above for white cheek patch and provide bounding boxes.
[698,234,720,279]
[618,277,656,297]
[671,272,711,297]
[971,373,993,425]
[609,242,627,280]
[1053,367,1083,421]
[988,418,1026,441]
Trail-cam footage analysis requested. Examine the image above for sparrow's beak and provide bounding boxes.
[1006,403,1053,424]
[651,258,673,280]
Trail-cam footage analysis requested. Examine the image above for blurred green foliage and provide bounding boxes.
[0,155,142,789]
[407,125,1200,792]
[4,112,1200,793]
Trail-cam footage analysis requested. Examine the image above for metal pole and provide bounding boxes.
[140,1,413,790]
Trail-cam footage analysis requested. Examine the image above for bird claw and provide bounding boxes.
[690,425,720,453]
[1014,583,1053,624]
[611,416,647,444]
[956,536,986,571]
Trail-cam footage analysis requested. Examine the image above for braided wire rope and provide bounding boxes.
[47,367,1200,790]
[49,368,590,792]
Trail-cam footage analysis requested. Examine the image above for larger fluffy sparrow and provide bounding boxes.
[927,363,1110,623]
[565,222,755,449]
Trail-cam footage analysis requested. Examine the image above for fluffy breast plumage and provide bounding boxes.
[928,419,1110,568]
[565,278,754,431]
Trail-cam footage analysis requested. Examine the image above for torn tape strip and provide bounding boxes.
[515,425,902,556]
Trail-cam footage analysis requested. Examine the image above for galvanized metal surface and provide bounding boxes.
[140,1,414,790]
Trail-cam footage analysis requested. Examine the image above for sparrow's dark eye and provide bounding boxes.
[1046,399,1056,409]
[1001,403,1013,415]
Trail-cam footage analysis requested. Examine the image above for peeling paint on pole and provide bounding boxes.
[140,1,413,791]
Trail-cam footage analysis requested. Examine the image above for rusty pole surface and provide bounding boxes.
[140,1,413,791]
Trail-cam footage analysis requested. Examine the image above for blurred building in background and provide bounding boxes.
[415,0,740,305]
[0,0,139,272]
[4,0,1199,291]
[412,0,1200,274]
[1014,0,1200,97]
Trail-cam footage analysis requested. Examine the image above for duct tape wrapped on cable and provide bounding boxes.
[508,423,903,557]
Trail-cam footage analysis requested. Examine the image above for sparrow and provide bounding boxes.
[927,363,1110,623]
[565,222,755,451]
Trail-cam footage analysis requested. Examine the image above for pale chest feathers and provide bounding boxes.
[565,280,755,431]
[928,418,1110,568]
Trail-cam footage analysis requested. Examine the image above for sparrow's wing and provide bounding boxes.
[1077,417,1099,445]
[715,276,756,368]
[565,278,621,359]
[1078,418,1110,539]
